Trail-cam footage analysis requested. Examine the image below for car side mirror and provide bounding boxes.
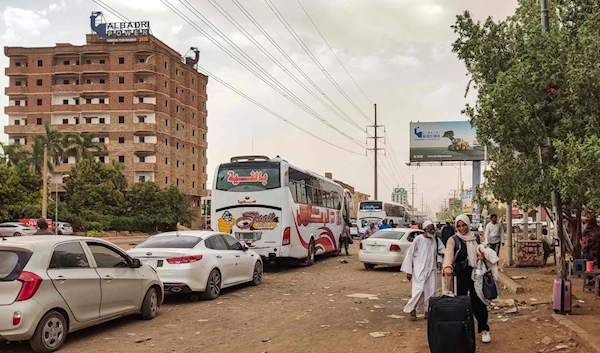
[132,258,142,268]
[243,245,249,251]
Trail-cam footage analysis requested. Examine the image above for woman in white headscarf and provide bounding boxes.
[442,214,491,344]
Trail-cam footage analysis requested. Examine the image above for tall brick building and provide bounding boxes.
[3,34,209,206]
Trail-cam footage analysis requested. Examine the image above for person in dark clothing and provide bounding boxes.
[442,214,490,344]
[440,218,454,246]
[34,218,54,235]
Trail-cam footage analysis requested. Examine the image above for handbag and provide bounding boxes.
[483,271,498,300]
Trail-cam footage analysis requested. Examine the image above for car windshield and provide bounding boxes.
[0,250,32,281]
[135,235,203,249]
[62,223,72,227]
[369,231,406,240]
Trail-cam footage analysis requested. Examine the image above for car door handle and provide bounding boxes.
[103,275,113,281]
[235,255,241,258]
[56,275,66,283]
[216,255,222,259]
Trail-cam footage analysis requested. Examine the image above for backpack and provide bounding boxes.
[441,225,454,245]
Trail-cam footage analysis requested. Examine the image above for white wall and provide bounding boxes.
[51,114,79,125]
[51,173,63,184]
[9,99,25,106]
[67,156,76,164]
[9,116,26,125]
[92,137,110,144]
[134,172,155,182]
[52,94,80,105]
[134,135,157,143]
[81,113,110,124]
[82,97,109,105]
[136,112,156,123]
[134,155,156,163]
[8,138,26,145]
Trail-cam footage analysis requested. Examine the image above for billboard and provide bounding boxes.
[409,121,485,162]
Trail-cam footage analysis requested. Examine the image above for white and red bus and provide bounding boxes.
[211,155,353,265]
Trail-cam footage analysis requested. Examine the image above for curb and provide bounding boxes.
[498,272,525,294]
[552,313,600,352]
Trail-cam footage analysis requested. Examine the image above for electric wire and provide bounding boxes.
[93,0,131,22]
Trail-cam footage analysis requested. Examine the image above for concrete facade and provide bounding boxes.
[4,34,208,202]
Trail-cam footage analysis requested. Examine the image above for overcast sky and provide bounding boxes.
[0,0,518,217]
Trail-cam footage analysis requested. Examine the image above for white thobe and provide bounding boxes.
[401,234,446,313]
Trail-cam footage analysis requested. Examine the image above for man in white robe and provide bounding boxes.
[401,220,446,320]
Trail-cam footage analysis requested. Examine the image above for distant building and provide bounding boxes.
[323,172,369,219]
[391,187,407,205]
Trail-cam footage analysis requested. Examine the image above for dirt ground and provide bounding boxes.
[2,243,594,353]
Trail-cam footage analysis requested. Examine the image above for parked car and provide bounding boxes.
[52,222,73,236]
[0,236,163,353]
[0,222,36,237]
[128,231,263,300]
[358,228,424,270]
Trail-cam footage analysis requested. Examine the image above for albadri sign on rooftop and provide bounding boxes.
[90,11,150,39]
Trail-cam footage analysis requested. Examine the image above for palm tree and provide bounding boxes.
[0,142,31,166]
[43,122,64,167]
[110,160,128,192]
[63,132,107,162]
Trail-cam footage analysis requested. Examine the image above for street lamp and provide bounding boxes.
[54,174,69,234]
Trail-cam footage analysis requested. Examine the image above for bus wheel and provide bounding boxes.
[306,240,315,266]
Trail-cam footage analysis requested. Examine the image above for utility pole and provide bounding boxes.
[42,144,48,219]
[421,193,425,213]
[367,104,384,200]
[410,175,416,220]
[540,0,566,280]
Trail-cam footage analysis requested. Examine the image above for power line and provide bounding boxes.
[383,131,410,186]
[93,0,366,156]
[263,0,372,122]
[159,0,365,147]
[366,154,394,193]
[296,0,373,106]
[93,0,131,22]
[200,0,365,132]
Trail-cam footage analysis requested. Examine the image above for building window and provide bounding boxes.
[62,99,69,105]
[98,137,106,143]
[203,166,205,173]
[99,118,105,124]
[138,58,145,63]
[165,157,169,164]
[192,130,195,137]
[176,179,180,186]
[165,62,168,69]
[14,120,20,126]
[99,59,106,64]
[165,177,169,184]
[138,97,144,103]
[118,57,124,64]
[62,119,69,124]
[202,133,206,141]
[118,137,125,143]
[192,164,196,171]
[192,181,195,188]
[119,77,124,84]
[165,81,168,88]
[176,105,180,113]
[138,116,145,123]
[176,142,180,150]
[118,96,124,103]
[63,60,69,65]
[192,78,195,84]
[99,156,106,163]
[165,119,168,127]
[118,156,125,163]
[176,161,180,167]
[176,124,179,131]
[37,60,43,67]
[119,116,124,124]
[139,156,146,163]
[165,100,168,107]
[36,79,42,86]
[165,139,168,146]
[85,118,92,124]
[139,136,145,143]
[99,98,105,104]
[86,79,91,84]
[86,98,92,104]
[15,80,22,86]
[15,100,21,106]
[176,69,179,75]
[63,79,69,85]
[192,112,195,120]
[192,96,195,102]
[176,87,179,94]
[74,98,79,105]
[85,59,91,64]
[75,118,80,124]
[99,79,105,84]
[37,99,42,106]
[37,118,42,125]
[192,147,195,154]
[139,176,146,182]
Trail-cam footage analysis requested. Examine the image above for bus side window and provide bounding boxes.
[289,181,298,203]
[305,185,313,204]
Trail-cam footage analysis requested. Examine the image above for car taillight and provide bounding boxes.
[13,311,22,326]
[359,242,363,250]
[389,244,401,252]
[166,255,203,264]
[16,272,42,302]
[282,227,291,246]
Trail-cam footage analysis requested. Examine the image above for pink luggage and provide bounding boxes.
[553,279,572,314]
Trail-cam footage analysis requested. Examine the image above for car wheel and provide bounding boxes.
[14,232,21,237]
[364,263,376,270]
[201,269,221,300]
[306,240,315,266]
[29,310,67,353]
[251,261,263,286]
[140,287,159,320]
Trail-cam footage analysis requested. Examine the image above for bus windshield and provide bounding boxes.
[216,162,281,192]
[359,201,383,211]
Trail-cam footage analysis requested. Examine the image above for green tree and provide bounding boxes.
[160,186,199,229]
[125,181,168,230]
[63,132,106,162]
[0,164,23,220]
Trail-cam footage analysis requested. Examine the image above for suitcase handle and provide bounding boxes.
[441,273,458,297]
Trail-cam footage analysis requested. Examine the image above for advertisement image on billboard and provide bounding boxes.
[409,121,485,162]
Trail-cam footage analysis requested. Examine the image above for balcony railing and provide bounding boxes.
[5,105,27,114]
[134,62,155,72]
[4,124,45,135]
[5,66,28,75]
[5,86,28,95]
[134,82,156,91]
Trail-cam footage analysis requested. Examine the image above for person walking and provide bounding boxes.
[341,221,352,255]
[484,214,504,256]
[34,218,54,235]
[442,214,491,344]
[440,218,454,245]
[401,221,446,321]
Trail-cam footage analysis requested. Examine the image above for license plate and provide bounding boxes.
[236,232,261,241]
[145,260,158,268]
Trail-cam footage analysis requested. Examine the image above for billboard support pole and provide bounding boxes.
[367,104,384,200]
[472,161,481,220]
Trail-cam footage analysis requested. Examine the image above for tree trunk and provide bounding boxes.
[574,206,582,259]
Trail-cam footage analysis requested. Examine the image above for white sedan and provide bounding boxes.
[128,231,263,300]
[358,228,424,270]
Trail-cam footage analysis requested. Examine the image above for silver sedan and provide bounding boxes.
[0,222,36,237]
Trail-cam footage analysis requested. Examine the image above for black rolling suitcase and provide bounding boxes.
[427,275,476,353]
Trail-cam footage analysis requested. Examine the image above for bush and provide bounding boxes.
[85,221,105,232]
[110,217,141,232]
